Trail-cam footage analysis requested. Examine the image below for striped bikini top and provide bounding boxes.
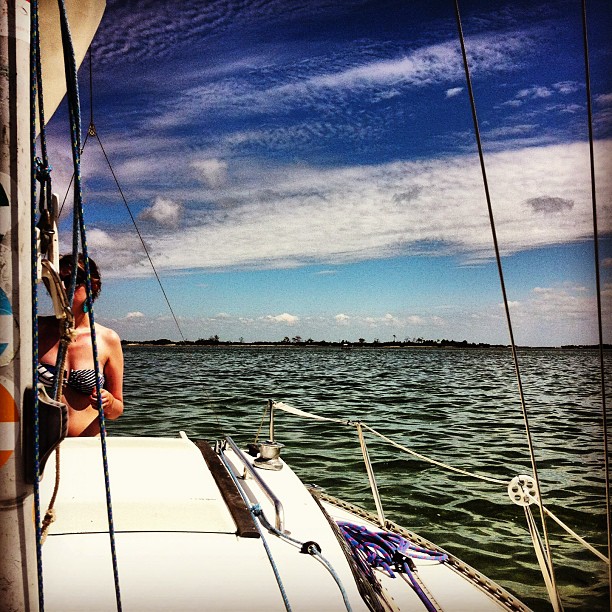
[38,362,105,395]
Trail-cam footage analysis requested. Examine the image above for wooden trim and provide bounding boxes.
[193,439,260,539]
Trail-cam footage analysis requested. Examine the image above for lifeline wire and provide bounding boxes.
[580,1,611,607]
[452,1,561,609]
[276,400,607,563]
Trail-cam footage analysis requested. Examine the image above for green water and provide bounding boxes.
[111,345,610,610]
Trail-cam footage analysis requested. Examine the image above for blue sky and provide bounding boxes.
[44,0,611,345]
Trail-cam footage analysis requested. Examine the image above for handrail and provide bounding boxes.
[224,436,285,532]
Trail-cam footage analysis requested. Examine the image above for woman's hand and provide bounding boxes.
[90,388,123,419]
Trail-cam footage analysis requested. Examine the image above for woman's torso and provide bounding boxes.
[39,317,110,436]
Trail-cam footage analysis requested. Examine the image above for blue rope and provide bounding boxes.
[309,548,353,612]
[215,449,293,610]
[256,512,353,611]
[250,504,293,611]
[56,2,122,609]
[337,522,447,612]
[30,2,45,609]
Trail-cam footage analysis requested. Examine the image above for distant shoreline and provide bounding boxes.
[121,339,611,350]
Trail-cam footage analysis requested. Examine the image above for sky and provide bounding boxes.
[43,0,612,346]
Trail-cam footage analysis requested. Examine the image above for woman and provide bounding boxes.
[38,254,124,436]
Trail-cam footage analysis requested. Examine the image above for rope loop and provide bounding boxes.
[34,156,52,184]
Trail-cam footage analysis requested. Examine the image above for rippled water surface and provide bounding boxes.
[111,346,610,611]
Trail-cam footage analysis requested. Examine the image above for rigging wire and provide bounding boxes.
[580,0,611,606]
[85,49,185,342]
[92,131,186,343]
[58,51,186,342]
[452,1,562,609]
[275,400,608,563]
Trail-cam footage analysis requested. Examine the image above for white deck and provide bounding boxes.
[39,435,523,611]
[40,436,369,611]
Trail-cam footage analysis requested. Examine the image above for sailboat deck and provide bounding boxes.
[40,436,369,611]
[39,435,522,611]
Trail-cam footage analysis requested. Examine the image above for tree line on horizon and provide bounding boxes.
[120,335,610,349]
[121,335,506,348]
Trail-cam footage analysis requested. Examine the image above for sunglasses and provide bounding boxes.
[60,269,87,287]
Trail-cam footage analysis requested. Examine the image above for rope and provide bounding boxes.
[256,510,353,612]
[40,452,60,544]
[580,1,611,606]
[361,424,506,485]
[254,400,270,444]
[308,547,353,612]
[56,1,122,609]
[30,2,45,608]
[249,504,292,611]
[338,522,446,612]
[273,401,506,485]
[452,3,561,609]
[526,492,609,565]
[275,400,609,566]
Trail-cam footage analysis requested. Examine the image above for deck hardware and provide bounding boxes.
[300,541,322,555]
[254,440,285,471]
[225,436,286,532]
[508,475,538,506]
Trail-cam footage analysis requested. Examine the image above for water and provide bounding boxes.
[111,345,610,611]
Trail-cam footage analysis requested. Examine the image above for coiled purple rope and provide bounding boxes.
[337,522,447,612]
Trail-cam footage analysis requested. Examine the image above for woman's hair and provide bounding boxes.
[59,253,102,301]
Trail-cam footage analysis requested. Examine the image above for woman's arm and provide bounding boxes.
[92,327,124,420]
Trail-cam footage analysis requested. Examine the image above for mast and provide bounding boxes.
[0,0,38,610]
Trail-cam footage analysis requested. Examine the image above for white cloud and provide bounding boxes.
[125,311,145,319]
[497,283,611,345]
[139,197,183,227]
[335,313,350,325]
[191,159,228,188]
[445,87,463,98]
[142,32,531,130]
[87,228,115,250]
[264,313,299,325]
[503,81,582,108]
[406,315,426,325]
[595,93,612,106]
[553,81,581,95]
[214,312,231,319]
[102,139,610,276]
[516,86,553,99]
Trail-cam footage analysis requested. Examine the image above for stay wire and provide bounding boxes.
[87,41,184,341]
[57,56,186,343]
[452,1,562,609]
[92,130,186,343]
[580,0,611,606]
